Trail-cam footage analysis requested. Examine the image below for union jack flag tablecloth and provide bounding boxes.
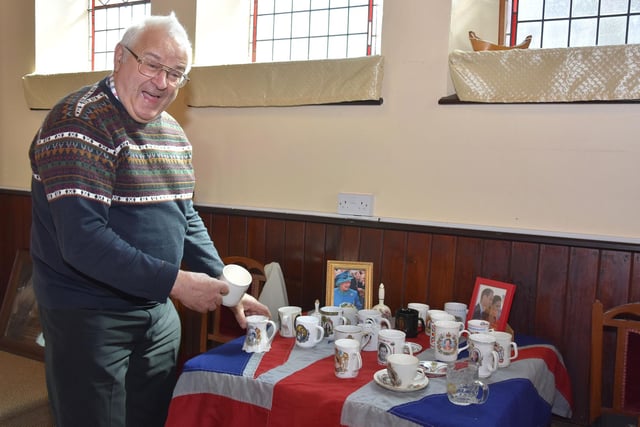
[166,333,573,427]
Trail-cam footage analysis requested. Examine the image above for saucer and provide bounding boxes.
[373,369,429,392]
[419,360,447,378]
[404,342,423,354]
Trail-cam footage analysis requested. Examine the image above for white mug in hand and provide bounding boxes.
[221,264,252,307]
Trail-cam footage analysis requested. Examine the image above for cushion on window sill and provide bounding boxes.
[449,44,640,103]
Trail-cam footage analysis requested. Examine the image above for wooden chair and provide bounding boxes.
[199,256,267,352]
[468,31,532,51]
[590,300,640,426]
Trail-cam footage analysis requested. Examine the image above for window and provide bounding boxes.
[249,0,382,63]
[507,0,640,48]
[90,0,151,71]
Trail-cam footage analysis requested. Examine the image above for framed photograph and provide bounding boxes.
[466,277,515,332]
[0,250,44,361]
[326,260,373,310]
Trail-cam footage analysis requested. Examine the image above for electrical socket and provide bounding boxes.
[337,193,374,216]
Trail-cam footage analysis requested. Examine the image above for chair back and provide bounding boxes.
[590,300,640,424]
[199,257,267,351]
[468,31,532,51]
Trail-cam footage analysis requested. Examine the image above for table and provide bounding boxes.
[166,332,573,427]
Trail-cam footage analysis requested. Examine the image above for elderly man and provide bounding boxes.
[28,14,270,427]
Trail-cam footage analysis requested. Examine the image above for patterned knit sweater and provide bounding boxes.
[29,77,223,309]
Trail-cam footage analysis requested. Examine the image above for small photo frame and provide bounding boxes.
[466,277,515,332]
[326,260,373,310]
[0,250,44,361]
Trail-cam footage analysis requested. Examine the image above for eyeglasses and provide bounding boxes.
[123,45,190,88]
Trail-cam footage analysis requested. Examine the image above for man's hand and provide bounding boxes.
[230,294,272,329]
[169,270,229,313]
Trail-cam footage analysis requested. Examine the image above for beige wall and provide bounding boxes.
[3,1,640,243]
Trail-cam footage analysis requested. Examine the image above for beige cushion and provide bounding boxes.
[0,351,53,427]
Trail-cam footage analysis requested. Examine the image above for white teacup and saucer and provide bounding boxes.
[373,354,429,392]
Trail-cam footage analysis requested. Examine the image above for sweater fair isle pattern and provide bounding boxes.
[28,77,214,309]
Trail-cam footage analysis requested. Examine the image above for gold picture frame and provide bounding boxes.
[0,250,44,361]
[326,260,373,309]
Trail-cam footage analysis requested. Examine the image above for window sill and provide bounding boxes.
[438,94,640,104]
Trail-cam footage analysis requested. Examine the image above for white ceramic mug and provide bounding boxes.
[490,331,518,368]
[377,329,413,365]
[433,320,469,362]
[357,309,391,351]
[341,305,359,326]
[467,319,493,334]
[221,264,253,307]
[428,310,455,347]
[446,358,490,406]
[468,333,499,378]
[407,303,430,334]
[444,301,468,323]
[320,306,348,341]
[278,306,301,338]
[294,315,325,348]
[386,353,426,389]
[242,315,277,353]
[334,338,363,378]
[334,324,371,350]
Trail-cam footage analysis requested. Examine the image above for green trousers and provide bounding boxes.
[39,300,181,427]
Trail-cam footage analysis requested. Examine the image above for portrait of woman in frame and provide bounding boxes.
[326,260,373,310]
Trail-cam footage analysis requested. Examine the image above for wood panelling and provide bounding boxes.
[3,189,640,425]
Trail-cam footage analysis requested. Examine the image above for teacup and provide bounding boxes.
[242,315,277,353]
[446,358,490,406]
[386,353,426,389]
[395,308,425,338]
[334,324,371,350]
[320,305,347,341]
[221,264,252,307]
[433,320,469,362]
[468,333,499,378]
[294,315,325,348]
[377,329,413,365]
[407,303,429,334]
[444,302,468,323]
[427,310,455,347]
[334,338,363,379]
[490,331,518,368]
[357,309,391,351]
[278,306,301,338]
[467,319,493,335]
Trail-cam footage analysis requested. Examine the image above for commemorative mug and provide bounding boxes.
[395,308,425,338]
[490,331,518,368]
[341,305,359,326]
[386,353,426,389]
[357,309,391,351]
[433,320,469,362]
[320,306,348,341]
[468,333,499,378]
[242,315,277,353]
[334,338,363,379]
[294,315,325,348]
[427,310,455,347]
[444,302,468,323]
[221,264,253,307]
[446,358,490,406]
[467,319,493,334]
[407,303,429,334]
[278,306,301,338]
[377,329,414,365]
[334,324,371,350]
